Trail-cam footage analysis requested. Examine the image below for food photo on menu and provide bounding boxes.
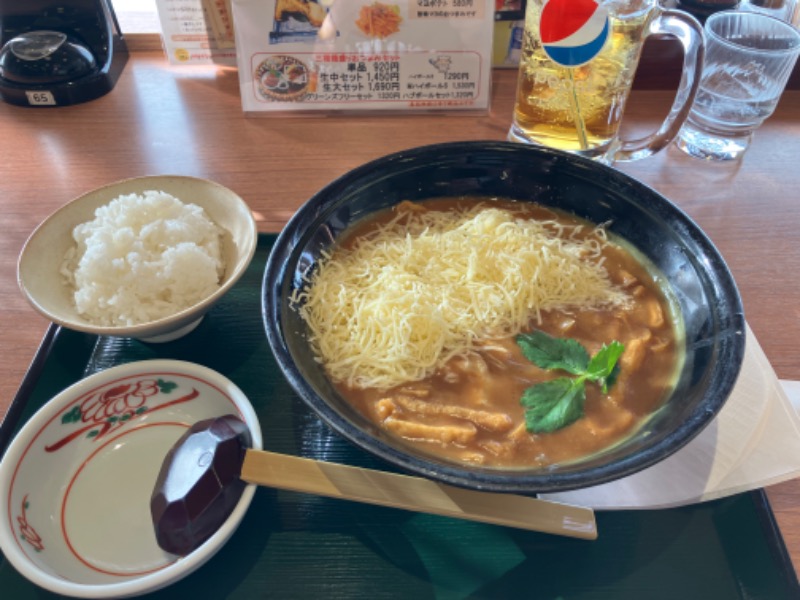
[270,0,331,43]
[268,1,410,45]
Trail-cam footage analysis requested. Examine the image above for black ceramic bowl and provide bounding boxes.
[262,141,745,494]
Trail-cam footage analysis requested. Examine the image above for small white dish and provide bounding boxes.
[17,175,257,343]
[0,359,262,598]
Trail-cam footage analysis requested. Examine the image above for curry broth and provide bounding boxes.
[328,198,682,468]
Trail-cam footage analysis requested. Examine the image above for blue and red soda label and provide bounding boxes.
[540,0,610,67]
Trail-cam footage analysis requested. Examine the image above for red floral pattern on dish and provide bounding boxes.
[45,378,199,452]
[17,494,44,553]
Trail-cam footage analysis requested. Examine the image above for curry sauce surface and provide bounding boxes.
[331,198,682,468]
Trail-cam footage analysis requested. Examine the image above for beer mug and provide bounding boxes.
[508,0,705,163]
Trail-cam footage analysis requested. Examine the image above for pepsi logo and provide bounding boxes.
[539,0,610,67]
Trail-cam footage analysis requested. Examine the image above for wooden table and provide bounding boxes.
[1,51,799,576]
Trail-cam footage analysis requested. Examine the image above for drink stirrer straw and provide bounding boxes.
[151,415,597,556]
[567,69,590,150]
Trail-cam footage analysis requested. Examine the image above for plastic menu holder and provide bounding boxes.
[231,0,494,115]
[155,0,238,65]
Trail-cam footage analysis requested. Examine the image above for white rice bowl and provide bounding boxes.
[61,190,224,326]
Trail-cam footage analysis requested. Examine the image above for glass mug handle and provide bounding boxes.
[614,10,705,162]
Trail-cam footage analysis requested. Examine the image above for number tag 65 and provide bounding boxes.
[25,91,57,106]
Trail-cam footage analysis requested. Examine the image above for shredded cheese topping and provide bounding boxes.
[292,203,630,390]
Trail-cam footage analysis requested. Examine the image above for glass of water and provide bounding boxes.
[676,11,800,161]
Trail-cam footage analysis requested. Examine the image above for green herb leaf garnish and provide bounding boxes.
[516,331,625,433]
[586,341,625,393]
[517,331,589,375]
[520,377,586,434]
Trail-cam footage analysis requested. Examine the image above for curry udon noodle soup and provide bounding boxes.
[291,198,683,469]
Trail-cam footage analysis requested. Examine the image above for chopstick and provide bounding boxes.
[240,448,597,540]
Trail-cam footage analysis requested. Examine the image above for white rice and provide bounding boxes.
[61,190,224,327]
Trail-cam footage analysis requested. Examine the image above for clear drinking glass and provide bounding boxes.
[507,0,705,164]
[676,11,800,161]
[738,0,798,25]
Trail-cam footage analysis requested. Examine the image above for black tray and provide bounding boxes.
[1,234,799,599]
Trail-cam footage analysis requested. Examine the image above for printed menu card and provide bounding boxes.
[155,0,238,65]
[231,0,495,114]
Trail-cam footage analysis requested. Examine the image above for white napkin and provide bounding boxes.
[541,324,800,510]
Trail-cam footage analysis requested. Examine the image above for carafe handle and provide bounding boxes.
[614,10,705,162]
